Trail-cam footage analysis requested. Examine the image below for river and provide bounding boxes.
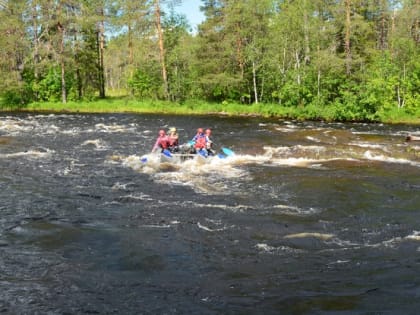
[0,113,419,314]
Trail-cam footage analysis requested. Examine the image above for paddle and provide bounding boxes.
[140,157,148,163]
[221,147,235,157]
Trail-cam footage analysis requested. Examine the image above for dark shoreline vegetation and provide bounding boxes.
[1,97,419,125]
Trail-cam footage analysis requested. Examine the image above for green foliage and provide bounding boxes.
[37,67,62,102]
[1,86,32,107]
[128,69,159,99]
[0,0,419,124]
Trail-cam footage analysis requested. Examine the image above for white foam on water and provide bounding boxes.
[270,157,321,168]
[263,143,419,168]
[349,141,387,150]
[324,238,363,249]
[0,116,80,136]
[44,124,60,134]
[134,154,251,194]
[94,123,135,133]
[0,149,54,159]
[234,153,272,164]
[81,139,109,150]
[111,182,131,190]
[283,232,335,240]
[327,260,351,266]
[263,145,333,167]
[139,224,172,229]
[0,118,40,134]
[306,136,322,143]
[363,150,420,167]
[405,231,420,241]
[61,161,75,176]
[255,243,277,251]
[351,130,383,135]
[328,231,420,251]
[274,127,296,132]
[255,243,305,254]
[352,231,420,250]
[120,149,338,194]
[264,145,327,156]
[119,138,419,196]
[197,221,230,232]
[223,146,332,168]
[119,193,154,201]
[273,204,322,216]
[120,154,162,172]
[179,200,251,213]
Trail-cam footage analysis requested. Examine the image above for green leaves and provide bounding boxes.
[0,0,418,122]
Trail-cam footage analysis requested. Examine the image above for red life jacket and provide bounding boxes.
[158,135,169,149]
[194,134,206,149]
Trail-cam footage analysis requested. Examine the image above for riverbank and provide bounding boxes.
[1,98,419,124]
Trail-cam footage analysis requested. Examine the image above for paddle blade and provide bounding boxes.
[162,149,172,158]
[217,153,226,159]
[140,157,148,163]
[222,147,235,156]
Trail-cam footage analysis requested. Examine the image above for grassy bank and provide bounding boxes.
[1,97,419,124]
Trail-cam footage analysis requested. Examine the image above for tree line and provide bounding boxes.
[0,0,419,121]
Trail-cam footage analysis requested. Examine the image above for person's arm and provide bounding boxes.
[152,138,160,152]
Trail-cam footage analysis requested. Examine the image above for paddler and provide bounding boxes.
[167,127,179,153]
[205,128,215,156]
[151,129,169,153]
[191,128,208,156]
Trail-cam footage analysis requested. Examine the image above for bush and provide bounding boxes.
[1,86,32,107]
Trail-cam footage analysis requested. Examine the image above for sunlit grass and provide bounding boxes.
[1,97,419,124]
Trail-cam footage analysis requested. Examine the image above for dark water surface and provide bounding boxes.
[0,113,419,314]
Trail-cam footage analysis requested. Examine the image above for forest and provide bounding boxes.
[0,0,419,122]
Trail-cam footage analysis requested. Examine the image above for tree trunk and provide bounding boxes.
[73,32,83,99]
[97,8,106,99]
[57,1,67,104]
[317,45,320,97]
[154,0,169,100]
[295,50,301,85]
[345,0,352,75]
[128,24,134,96]
[252,60,258,104]
[60,25,66,103]
[236,24,245,78]
[303,0,310,64]
[378,0,388,50]
[412,0,420,44]
[128,24,133,65]
[32,1,40,100]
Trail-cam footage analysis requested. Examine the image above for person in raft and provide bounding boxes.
[167,127,179,153]
[151,129,169,153]
[204,128,215,156]
[190,127,208,155]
